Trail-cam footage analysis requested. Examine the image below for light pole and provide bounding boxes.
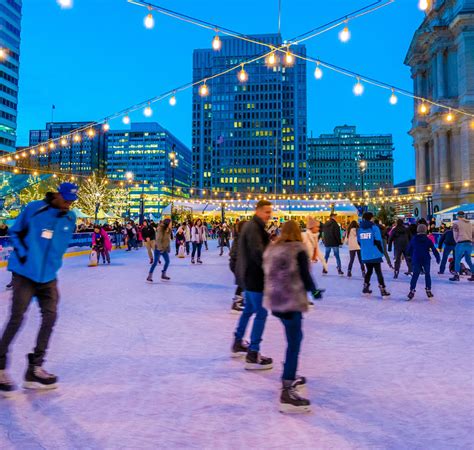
[169,146,178,220]
[125,171,134,220]
[94,192,100,224]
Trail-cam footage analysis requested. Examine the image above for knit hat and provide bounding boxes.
[307,216,318,229]
[417,224,427,234]
[457,211,465,217]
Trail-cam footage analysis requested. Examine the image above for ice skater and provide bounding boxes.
[449,211,474,282]
[0,183,78,396]
[344,220,365,277]
[147,219,172,282]
[406,224,440,300]
[92,226,111,264]
[322,213,343,275]
[229,220,246,314]
[302,217,328,274]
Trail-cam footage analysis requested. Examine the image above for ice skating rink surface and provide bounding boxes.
[0,243,472,449]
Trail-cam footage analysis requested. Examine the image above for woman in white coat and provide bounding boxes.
[345,220,365,277]
[302,217,328,272]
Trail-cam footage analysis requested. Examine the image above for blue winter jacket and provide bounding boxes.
[407,234,440,265]
[357,220,383,263]
[8,196,76,283]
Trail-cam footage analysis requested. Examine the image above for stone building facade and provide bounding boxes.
[405,0,474,216]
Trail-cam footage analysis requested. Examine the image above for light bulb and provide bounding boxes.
[238,67,248,83]
[169,95,177,106]
[49,142,56,149]
[57,0,73,9]
[314,64,323,79]
[285,51,294,66]
[122,115,131,125]
[353,78,364,96]
[73,134,81,142]
[445,110,454,122]
[144,105,153,117]
[339,26,351,43]
[144,13,155,29]
[419,0,429,11]
[0,48,7,60]
[212,35,221,51]
[39,146,45,153]
[199,83,209,97]
[389,90,398,105]
[419,102,428,114]
[60,137,67,146]
[102,122,110,131]
[87,128,95,137]
[267,52,276,67]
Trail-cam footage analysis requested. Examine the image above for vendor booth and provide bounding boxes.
[434,203,474,227]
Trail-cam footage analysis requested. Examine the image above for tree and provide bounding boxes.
[108,187,129,219]
[377,204,396,225]
[76,172,111,217]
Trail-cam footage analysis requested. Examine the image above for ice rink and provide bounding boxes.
[0,242,472,449]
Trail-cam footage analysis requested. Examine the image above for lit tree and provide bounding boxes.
[108,187,129,219]
[76,172,111,217]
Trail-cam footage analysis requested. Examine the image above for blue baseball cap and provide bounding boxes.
[58,182,79,201]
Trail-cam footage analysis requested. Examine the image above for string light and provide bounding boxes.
[419,0,429,11]
[73,133,81,142]
[445,183,450,189]
[87,128,95,137]
[60,137,68,146]
[49,142,56,150]
[285,50,294,66]
[418,101,428,115]
[339,23,351,43]
[199,82,209,97]
[314,62,323,79]
[445,110,454,122]
[238,65,248,83]
[144,103,153,117]
[353,77,364,96]
[267,51,277,67]
[57,0,73,9]
[169,94,177,106]
[123,115,131,125]
[212,33,221,51]
[389,89,398,105]
[0,48,7,60]
[463,181,470,187]
[144,8,155,29]
[102,122,110,132]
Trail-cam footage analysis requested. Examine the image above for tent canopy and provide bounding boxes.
[434,203,474,215]
[72,207,89,219]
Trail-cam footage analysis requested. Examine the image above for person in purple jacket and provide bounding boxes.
[406,224,440,300]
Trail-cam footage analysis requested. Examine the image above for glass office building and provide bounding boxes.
[192,34,307,195]
[0,0,21,153]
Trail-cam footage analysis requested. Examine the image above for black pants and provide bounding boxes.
[394,248,412,272]
[364,262,385,287]
[0,273,59,370]
[348,250,364,273]
[192,242,202,259]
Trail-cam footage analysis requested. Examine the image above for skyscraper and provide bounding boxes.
[0,0,21,153]
[192,34,307,195]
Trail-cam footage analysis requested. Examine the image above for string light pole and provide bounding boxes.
[125,171,134,219]
[169,145,179,220]
[358,154,367,199]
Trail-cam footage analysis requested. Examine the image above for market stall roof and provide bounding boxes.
[72,207,89,219]
[434,203,474,215]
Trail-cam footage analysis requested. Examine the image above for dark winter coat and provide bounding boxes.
[407,234,440,265]
[438,229,456,249]
[229,233,239,276]
[219,228,231,246]
[263,241,316,313]
[141,225,156,241]
[388,224,410,252]
[235,215,270,293]
[323,218,342,247]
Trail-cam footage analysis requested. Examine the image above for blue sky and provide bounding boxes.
[16,0,425,183]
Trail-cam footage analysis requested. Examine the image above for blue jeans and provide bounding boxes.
[454,242,473,273]
[439,245,455,273]
[410,260,431,290]
[149,249,169,274]
[277,312,303,381]
[127,237,137,250]
[191,242,202,259]
[234,291,268,352]
[324,246,341,269]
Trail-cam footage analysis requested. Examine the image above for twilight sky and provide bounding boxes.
[16,0,425,183]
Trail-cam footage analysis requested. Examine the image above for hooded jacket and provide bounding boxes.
[357,220,383,264]
[322,218,342,247]
[8,194,76,283]
[438,229,456,249]
[407,234,440,265]
[388,224,410,252]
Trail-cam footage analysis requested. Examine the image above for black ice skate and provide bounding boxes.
[279,381,311,414]
[347,271,352,278]
[337,269,344,275]
[230,297,244,314]
[0,370,16,397]
[407,289,415,301]
[146,274,153,282]
[191,258,195,264]
[161,271,170,281]
[245,351,273,370]
[322,269,328,275]
[394,270,399,279]
[469,275,474,282]
[362,283,372,294]
[425,288,434,298]
[292,376,306,389]
[379,285,390,297]
[449,273,460,282]
[197,259,203,264]
[23,355,58,390]
[231,338,249,358]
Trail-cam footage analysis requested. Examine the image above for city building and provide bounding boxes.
[307,125,394,194]
[0,0,22,153]
[405,0,474,217]
[28,121,107,175]
[393,179,416,217]
[192,33,307,195]
[107,122,192,216]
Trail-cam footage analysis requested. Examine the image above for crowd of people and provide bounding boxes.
[0,183,473,415]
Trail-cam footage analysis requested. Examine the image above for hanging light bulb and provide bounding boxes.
[389,89,398,105]
[212,34,221,51]
[267,51,277,67]
[285,50,294,66]
[39,145,46,153]
[419,0,429,11]
[73,133,81,142]
[57,0,73,9]
[238,65,248,83]
[60,137,67,146]
[122,115,131,125]
[199,82,209,97]
[144,9,155,29]
[169,94,177,106]
[102,122,110,132]
[445,109,454,122]
[144,104,153,117]
[0,48,7,60]
[314,62,323,79]
[418,101,428,115]
[87,128,95,137]
[353,77,364,96]
[49,141,56,149]
[339,24,351,43]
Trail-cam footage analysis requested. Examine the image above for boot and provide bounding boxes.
[0,370,16,397]
[347,270,352,278]
[245,351,273,370]
[161,271,170,281]
[191,258,195,264]
[197,258,203,264]
[279,380,311,414]
[231,338,248,358]
[394,270,399,279]
[322,269,328,275]
[146,274,153,282]
[23,354,58,390]
[468,275,474,282]
[337,268,344,275]
[407,289,415,301]
[425,288,434,298]
[379,285,390,297]
[449,273,460,282]
[362,283,372,294]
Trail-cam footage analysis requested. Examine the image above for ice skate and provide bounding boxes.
[146,274,153,282]
[379,285,390,297]
[161,271,170,281]
[5,282,12,290]
[191,258,195,264]
[231,338,248,358]
[230,296,244,314]
[347,270,352,278]
[468,275,474,282]
[245,351,273,370]
[279,381,311,414]
[362,283,372,294]
[449,273,460,282]
[23,355,58,390]
[394,270,399,279]
[292,376,306,389]
[425,288,434,299]
[407,289,415,301]
[0,370,17,398]
[337,269,344,276]
[197,259,203,264]
[322,269,328,275]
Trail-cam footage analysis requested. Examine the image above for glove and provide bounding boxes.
[311,288,325,300]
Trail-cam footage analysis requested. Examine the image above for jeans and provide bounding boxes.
[454,242,473,274]
[192,242,202,259]
[0,273,59,370]
[348,250,364,273]
[439,245,455,273]
[127,237,137,250]
[219,242,230,255]
[276,312,303,381]
[410,260,431,290]
[324,246,341,270]
[150,249,169,274]
[364,262,385,287]
[185,242,190,255]
[98,248,110,263]
[394,247,412,273]
[235,291,268,352]
[115,232,122,248]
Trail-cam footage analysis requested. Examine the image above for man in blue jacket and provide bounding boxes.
[357,212,390,297]
[0,183,78,396]
[437,226,456,274]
